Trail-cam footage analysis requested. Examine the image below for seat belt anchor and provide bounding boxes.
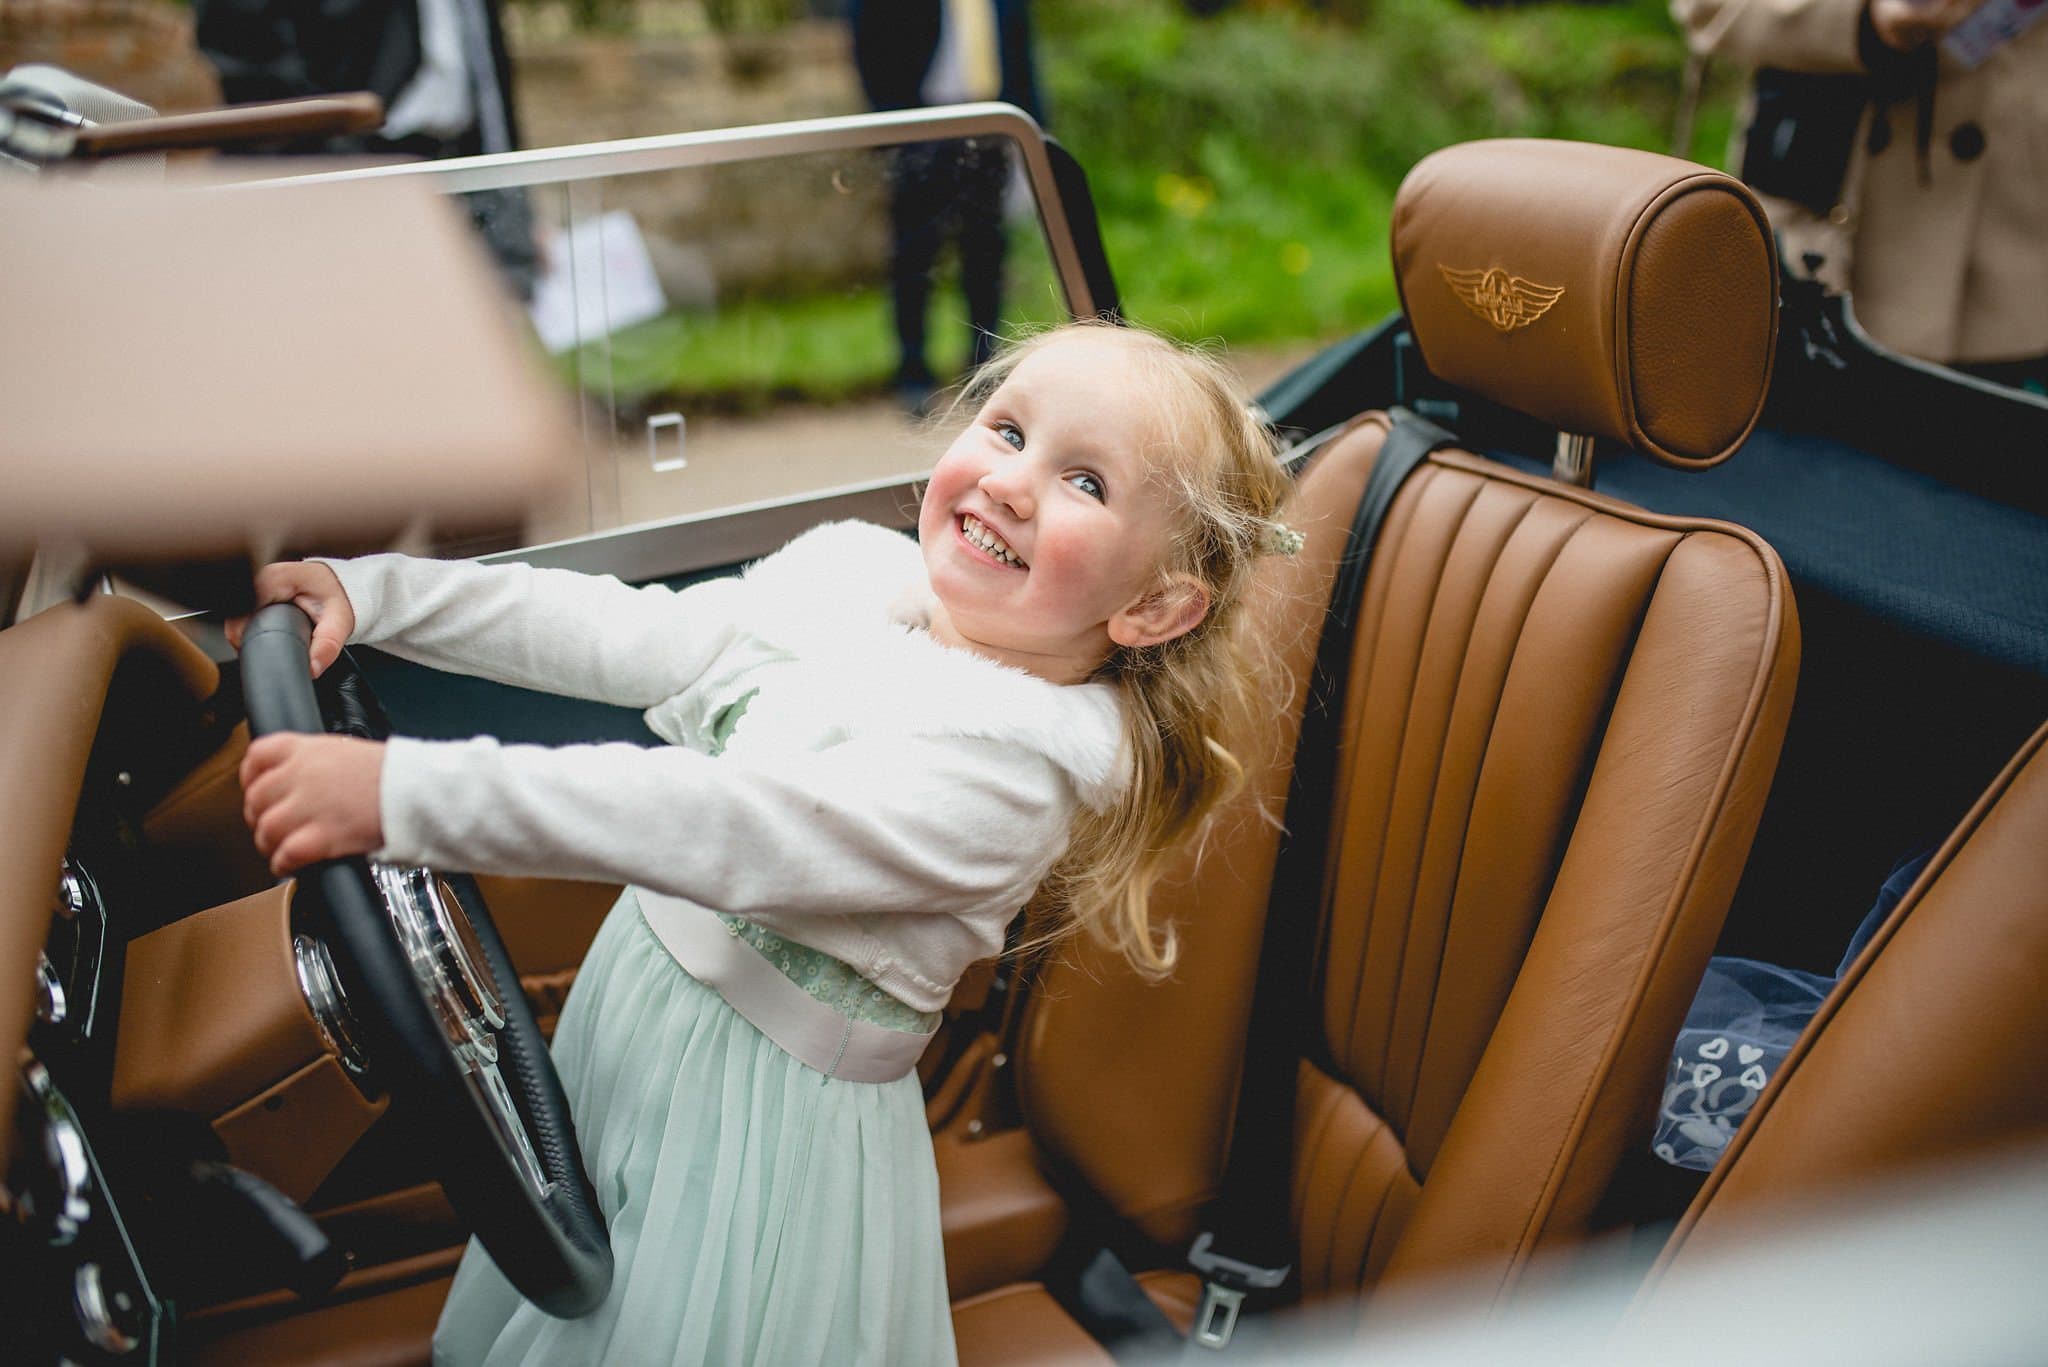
[1185,1232,1290,1351]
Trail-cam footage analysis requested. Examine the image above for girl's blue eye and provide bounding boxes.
[995,421,1025,451]
[1067,471,1106,501]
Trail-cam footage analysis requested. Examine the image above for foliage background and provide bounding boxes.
[574,0,1742,405]
[1038,0,1737,345]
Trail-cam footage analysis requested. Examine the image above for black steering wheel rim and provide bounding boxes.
[239,604,612,1318]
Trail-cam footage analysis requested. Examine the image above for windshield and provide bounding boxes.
[267,105,1103,580]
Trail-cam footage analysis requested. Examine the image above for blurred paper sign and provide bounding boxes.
[529,210,668,353]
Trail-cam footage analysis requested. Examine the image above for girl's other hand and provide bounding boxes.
[224,561,356,679]
[241,733,386,876]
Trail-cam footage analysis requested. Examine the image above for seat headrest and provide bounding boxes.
[1393,139,1778,470]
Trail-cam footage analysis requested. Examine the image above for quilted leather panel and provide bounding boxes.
[1295,443,1797,1302]
[1322,461,1683,1173]
[1293,1060,1421,1302]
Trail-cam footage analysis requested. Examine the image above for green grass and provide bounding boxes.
[564,250,1073,413]
[573,290,905,414]
[576,0,1740,407]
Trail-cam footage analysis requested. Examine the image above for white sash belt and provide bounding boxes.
[635,890,936,1084]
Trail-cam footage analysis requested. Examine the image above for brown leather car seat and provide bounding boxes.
[951,139,1799,1362]
[1635,719,2048,1307]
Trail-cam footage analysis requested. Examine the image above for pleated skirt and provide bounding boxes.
[432,895,957,1366]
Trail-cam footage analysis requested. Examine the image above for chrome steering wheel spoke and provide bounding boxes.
[365,863,552,1201]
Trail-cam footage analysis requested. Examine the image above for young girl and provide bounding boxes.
[232,320,1296,1366]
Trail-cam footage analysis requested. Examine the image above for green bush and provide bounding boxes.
[1038,0,1738,347]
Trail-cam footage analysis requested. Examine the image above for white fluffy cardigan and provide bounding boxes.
[326,521,1128,1013]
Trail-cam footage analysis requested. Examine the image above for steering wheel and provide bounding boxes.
[238,604,612,1317]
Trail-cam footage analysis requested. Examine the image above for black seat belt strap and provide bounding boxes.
[1185,407,1458,1353]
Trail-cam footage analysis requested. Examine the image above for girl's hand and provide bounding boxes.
[241,733,386,876]
[225,561,356,679]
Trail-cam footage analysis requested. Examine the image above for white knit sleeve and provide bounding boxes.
[321,554,752,708]
[374,732,1074,920]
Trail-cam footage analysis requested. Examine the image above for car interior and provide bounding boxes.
[3,75,2045,1367]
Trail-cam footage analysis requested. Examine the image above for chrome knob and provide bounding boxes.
[55,868,87,919]
[35,951,67,1026]
[73,1261,142,1355]
[14,1061,91,1247]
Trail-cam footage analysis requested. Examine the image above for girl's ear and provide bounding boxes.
[1109,574,1211,649]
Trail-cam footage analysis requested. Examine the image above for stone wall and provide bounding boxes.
[509,13,863,146]
[0,0,219,114]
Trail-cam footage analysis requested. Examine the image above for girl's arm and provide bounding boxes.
[321,554,754,709]
[371,732,1073,920]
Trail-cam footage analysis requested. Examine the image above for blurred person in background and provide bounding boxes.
[193,0,537,297]
[852,0,1044,414]
[1674,0,2047,391]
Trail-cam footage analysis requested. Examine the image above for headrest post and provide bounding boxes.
[1553,431,1596,488]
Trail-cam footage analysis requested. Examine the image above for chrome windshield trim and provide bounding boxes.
[240,103,1100,318]
[481,473,923,582]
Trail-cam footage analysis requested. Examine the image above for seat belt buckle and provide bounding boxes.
[1189,1280,1247,1350]
[1185,1232,1290,1351]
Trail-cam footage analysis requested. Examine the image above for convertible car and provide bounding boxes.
[2,76,2044,1366]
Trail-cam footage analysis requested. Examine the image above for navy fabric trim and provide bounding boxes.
[1485,430,2048,678]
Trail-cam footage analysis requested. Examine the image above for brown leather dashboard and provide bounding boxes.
[0,595,218,1170]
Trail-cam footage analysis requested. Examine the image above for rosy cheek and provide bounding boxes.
[1029,532,1087,590]
[920,464,966,525]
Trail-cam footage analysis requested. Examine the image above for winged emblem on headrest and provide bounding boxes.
[1438,265,1565,333]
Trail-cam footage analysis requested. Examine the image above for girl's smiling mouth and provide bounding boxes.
[960,513,1028,569]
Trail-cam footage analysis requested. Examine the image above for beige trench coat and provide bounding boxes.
[1674,0,2048,365]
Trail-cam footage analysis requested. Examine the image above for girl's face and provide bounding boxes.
[918,332,1209,683]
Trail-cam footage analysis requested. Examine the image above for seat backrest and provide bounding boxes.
[1299,418,1795,1308]
[1635,720,2048,1304]
[1014,140,1795,1308]
[1287,141,1794,1310]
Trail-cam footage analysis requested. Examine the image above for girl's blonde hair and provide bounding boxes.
[953,320,1293,979]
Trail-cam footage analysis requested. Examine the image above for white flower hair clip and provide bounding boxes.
[1260,520,1305,557]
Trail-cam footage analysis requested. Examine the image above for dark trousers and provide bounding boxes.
[887,140,1010,385]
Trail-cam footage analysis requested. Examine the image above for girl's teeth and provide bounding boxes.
[964,515,1022,566]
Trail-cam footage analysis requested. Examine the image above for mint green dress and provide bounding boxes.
[432,697,957,1367]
